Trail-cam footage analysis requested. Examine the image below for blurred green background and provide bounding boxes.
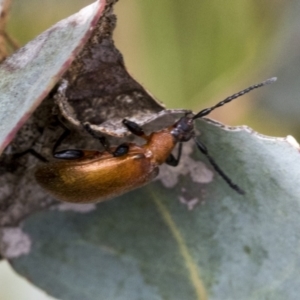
[1,0,298,299]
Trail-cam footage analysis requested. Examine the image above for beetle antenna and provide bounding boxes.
[193,77,277,119]
[194,138,245,195]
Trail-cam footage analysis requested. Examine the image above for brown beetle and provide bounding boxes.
[35,78,276,203]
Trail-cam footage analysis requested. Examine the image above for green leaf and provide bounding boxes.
[9,119,300,300]
[0,0,105,153]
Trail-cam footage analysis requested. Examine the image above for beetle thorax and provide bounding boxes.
[144,130,177,165]
[170,115,195,142]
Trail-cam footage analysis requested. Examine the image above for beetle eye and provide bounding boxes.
[113,143,129,157]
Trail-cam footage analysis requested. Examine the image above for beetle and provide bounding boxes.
[35,77,276,203]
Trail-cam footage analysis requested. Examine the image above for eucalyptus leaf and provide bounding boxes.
[0,0,105,153]
[9,119,300,300]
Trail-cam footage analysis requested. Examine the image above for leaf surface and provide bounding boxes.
[10,119,300,300]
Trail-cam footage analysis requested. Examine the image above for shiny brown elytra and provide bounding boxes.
[35,78,276,203]
[35,131,174,203]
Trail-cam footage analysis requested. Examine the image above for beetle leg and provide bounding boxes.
[122,119,148,140]
[54,149,84,160]
[52,127,71,155]
[1,149,48,173]
[83,123,129,157]
[165,143,182,167]
[83,122,112,153]
[113,143,129,157]
[194,138,245,195]
[13,148,48,163]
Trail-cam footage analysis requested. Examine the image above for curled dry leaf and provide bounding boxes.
[55,0,188,137]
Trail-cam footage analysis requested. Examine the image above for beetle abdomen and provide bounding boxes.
[35,152,158,203]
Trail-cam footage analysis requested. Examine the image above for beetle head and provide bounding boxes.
[171,113,195,142]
